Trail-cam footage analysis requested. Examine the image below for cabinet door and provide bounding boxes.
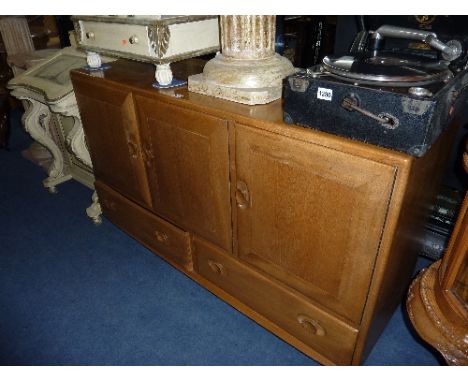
[73,79,152,208]
[235,124,397,324]
[135,96,232,251]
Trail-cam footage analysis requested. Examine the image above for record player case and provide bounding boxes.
[284,23,468,157]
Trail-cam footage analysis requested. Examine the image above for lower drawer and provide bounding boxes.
[194,237,358,365]
[96,181,193,270]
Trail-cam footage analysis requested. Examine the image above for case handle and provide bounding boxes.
[341,96,399,129]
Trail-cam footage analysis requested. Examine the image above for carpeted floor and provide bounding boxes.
[0,109,443,365]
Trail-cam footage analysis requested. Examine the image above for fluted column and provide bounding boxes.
[188,15,295,105]
[220,15,275,59]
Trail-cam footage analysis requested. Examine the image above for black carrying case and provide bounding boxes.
[283,16,468,157]
[283,69,468,157]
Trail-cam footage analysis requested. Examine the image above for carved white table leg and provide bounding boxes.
[17,96,71,193]
[66,107,101,224]
[64,105,92,168]
[155,63,173,86]
[86,51,102,69]
[51,95,102,224]
[86,191,102,225]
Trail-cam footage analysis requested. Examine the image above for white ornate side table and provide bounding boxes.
[71,15,219,87]
[7,47,112,223]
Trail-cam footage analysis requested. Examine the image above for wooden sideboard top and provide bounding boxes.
[71,58,440,166]
[73,58,287,124]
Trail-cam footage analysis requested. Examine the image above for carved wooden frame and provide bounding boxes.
[407,142,468,365]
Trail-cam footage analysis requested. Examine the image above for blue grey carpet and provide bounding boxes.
[0,108,443,365]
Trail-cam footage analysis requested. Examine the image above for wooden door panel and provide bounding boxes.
[235,124,396,324]
[73,79,151,208]
[136,96,232,251]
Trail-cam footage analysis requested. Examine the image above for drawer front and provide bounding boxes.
[194,237,358,365]
[78,18,219,61]
[79,21,152,58]
[96,181,192,271]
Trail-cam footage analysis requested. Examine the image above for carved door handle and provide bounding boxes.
[235,180,250,209]
[297,314,326,336]
[127,140,138,159]
[143,143,154,168]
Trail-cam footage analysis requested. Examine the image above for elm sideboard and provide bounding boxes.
[70,59,457,365]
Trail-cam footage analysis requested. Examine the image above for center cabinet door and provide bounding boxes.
[235,123,397,324]
[135,96,232,251]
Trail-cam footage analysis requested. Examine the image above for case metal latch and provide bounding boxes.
[288,76,310,93]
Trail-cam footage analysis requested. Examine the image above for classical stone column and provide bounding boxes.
[188,15,295,105]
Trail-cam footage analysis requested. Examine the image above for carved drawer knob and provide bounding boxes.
[154,230,169,244]
[297,314,326,336]
[207,260,225,275]
[102,199,116,211]
[86,31,95,39]
[129,35,139,44]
